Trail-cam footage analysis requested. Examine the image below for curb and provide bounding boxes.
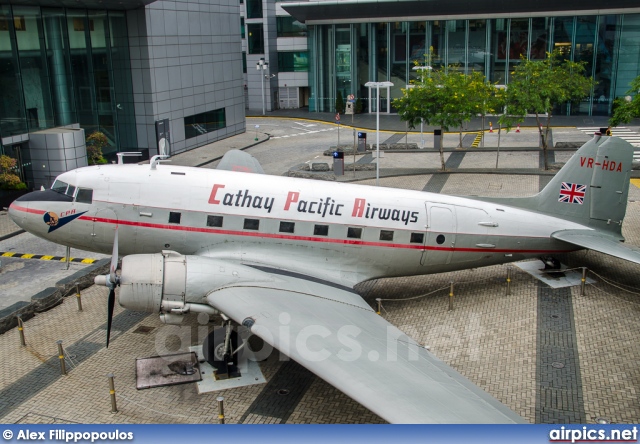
[0,258,110,335]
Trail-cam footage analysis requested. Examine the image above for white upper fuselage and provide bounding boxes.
[9,163,586,286]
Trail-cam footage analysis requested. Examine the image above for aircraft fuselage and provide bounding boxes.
[9,163,584,286]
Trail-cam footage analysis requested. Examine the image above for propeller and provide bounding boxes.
[95,227,120,347]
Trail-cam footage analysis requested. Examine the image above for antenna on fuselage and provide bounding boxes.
[150,155,170,170]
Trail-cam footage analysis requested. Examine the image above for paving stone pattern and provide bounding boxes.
[239,360,316,424]
[536,285,586,423]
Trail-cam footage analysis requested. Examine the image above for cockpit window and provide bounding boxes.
[51,179,77,197]
[51,180,69,194]
[75,188,93,204]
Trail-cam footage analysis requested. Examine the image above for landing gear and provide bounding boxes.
[540,256,561,270]
[202,320,242,380]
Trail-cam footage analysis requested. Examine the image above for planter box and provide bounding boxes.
[0,189,28,209]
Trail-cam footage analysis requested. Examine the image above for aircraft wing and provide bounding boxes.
[216,149,265,174]
[206,269,525,424]
[552,229,640,264]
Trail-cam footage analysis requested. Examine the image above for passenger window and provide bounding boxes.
[347,227,362,239]
[410,233,424,243]
[207,215,223,227]
[75,188,93,204]
[244,218,259,230]
[279,221,295,233]
[380,230,394,241]
[314,224,329,236]
[169,212,182,224]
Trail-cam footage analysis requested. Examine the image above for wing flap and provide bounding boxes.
[206,274,524,424]
[552,229,640,265]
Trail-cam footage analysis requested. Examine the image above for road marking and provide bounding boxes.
[0,251,98,263]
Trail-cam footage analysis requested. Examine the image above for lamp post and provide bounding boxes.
[412,66,432,149]
[256,58,269,116]
[365,81,394,186]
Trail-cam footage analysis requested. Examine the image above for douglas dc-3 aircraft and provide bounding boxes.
[8,134,640,424]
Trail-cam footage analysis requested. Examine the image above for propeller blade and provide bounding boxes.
[109,227,119,285]
[106,288,115,348]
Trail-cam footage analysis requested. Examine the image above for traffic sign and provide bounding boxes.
[335,113,340,122]
[348,94,355,101]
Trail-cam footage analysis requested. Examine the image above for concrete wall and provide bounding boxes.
[127,0,246,156]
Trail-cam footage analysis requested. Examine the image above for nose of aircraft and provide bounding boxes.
[7,195,29,228]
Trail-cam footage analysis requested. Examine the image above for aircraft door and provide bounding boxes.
[91,208,118,253]
[422,203,456,265]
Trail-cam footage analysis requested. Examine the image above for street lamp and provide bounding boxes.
[412,66,432,148]
[256,58,269,116]
[365,81,394,186]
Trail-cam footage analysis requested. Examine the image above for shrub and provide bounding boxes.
[0,155,25,190]
[86,131,109,165]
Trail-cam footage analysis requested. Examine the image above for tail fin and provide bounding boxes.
[482,136,634,235]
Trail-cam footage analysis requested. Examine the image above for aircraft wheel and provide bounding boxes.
[203,326,241,365]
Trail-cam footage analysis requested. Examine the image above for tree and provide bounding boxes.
[394,67,488,170]
[501,50,595,169]
[0,155,26,190]
[335,91,345,114]
[610,75,640,127]
[85,131,109,165]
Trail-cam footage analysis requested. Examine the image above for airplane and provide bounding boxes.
[7,133,640,424]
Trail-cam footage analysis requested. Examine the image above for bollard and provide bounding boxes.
[108,373,118,413]
[376,298,382,315]
[506,266,512,296]
[448,282,454,311]
[57,340,67,375]
[17,315,26,347]
[75,285,83,311]
[580,267,587,296]
[217,396,225,424]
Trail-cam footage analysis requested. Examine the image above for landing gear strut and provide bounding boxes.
[203,319,242,379]
[540,256,561,271]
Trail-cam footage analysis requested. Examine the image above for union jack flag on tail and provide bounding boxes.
[558,182,586,204]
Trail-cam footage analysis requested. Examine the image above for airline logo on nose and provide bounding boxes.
[43,210,87,233]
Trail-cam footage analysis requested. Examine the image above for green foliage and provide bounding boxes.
[335,91,345,114]
[498,50,595,168]
[0,154,25,190]
[609,75,640,127]
[85,131,109,165]
[355,98,363,114]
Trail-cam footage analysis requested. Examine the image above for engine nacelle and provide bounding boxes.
[117,251,273,320]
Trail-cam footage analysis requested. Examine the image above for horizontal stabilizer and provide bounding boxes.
[217,149,265,174]
[552,229,640,265]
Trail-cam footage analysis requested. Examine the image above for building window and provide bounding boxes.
[276,16,306,37]
[242,52,247,73]
[184,108,226,140]
[279,221,295,233]
[247,24,264,54]
[169,212,182,224]
[314,224,329,236]
[410,233,424,243]
[240,18,245,39]
[0,16,26,31]
[207,215,223,227]
[277,52,309,72]
[75,188,93,204]
[244,218,260,230]
[246,0,262,19]
[347,227,362,239]
[380,230,394,241]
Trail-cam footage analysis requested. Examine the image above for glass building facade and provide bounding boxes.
[0,5,136,157]
[307,14,640,116]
